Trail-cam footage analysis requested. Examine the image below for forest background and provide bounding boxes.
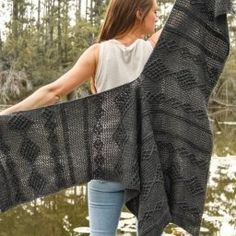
[0,0,235,113]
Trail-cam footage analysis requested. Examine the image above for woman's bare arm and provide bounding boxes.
[0,43,99,115]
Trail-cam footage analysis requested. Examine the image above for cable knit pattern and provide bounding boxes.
[0,0,232,235]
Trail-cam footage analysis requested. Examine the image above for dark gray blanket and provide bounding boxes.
[0,0,232,235]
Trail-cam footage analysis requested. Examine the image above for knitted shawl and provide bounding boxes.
[0,0,232,235]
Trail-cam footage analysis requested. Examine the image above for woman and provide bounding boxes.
[0,0,162,235]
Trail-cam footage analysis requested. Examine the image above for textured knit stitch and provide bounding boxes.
[0,0,233,235]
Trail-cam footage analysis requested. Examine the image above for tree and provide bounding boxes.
[0,31,3,55]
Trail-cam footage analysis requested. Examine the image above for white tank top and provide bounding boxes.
[95,39,153,93]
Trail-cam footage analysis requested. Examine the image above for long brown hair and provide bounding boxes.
[97,0,154,42]
[91,0,154,94]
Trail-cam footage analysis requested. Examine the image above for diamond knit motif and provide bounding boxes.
[93,139,103,151]
[8,115,32,131]
[92,95,105,179]
[94,153,105,166]
[0,135,10,154]
[113,124,128,148]
[20,139,40,163]
[176,70,197,90]
[29,171,47,194]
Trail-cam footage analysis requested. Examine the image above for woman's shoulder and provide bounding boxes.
[148,28,163,48]
[84,43,100,63]
[88,43,100,54]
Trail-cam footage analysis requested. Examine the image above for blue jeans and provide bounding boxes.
[88,180,126,236]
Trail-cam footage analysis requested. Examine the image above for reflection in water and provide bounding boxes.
[0,119,235,236]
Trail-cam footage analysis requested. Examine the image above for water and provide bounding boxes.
[0,111,235,236]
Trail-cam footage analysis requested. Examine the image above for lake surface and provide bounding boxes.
[0,110,235,236]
